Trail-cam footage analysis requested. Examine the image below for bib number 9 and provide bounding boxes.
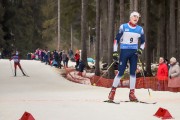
[130,38,133,43]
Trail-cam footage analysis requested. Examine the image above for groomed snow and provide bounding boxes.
[0,59,179,120]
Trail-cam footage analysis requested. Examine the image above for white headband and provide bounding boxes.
[130,11,140,18]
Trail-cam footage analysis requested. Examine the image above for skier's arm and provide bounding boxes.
[139,29,145,50]
[115,25,124,44]
[136,28,145,55]
[114,25,123,51]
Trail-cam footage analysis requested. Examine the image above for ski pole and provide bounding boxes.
[21,66,29,77]
[138,58,151,96]
[9,61,14,76]
[93,61,115,86]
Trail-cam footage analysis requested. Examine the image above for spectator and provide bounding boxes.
[156,57,168,91]
[44,50,49,65]
[78,60,85,76]
[68,49,74,61]
[168,57,180,92]
[62,50,68,68]
[74,50,80,70]
[53,50,60,67]
[58,50,63,69]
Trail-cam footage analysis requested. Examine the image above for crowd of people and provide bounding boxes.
[26,48,83,72]
[27,48,77,68]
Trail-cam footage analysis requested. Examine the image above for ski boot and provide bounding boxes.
[129,89,138,102]
[108,87,116,102]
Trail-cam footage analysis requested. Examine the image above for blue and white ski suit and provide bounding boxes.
[112,23,145,89]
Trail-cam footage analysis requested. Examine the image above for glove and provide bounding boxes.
[113,51,119,62]
[113,51,118,56]
[136,48,143,56]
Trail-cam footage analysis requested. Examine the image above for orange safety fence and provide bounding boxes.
[64,68,180,92]
[65,68,91,85]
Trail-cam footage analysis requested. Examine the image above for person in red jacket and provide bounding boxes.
[156,57,168,91]
[10,51,26,76]
[74,50,80,70]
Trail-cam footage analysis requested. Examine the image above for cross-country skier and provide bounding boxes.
[108,11,145,102]
[10,51,26,76]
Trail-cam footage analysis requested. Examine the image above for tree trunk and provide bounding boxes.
[81,0,88,67]
[169,0,176,58]
[145,0,152,76]
[165,0,170,59]
[177,0,180,61]
[139,0,145,60]
[57,0,60,50]
[129,0,134,13]
[119,0,124,25]
[134,0,138,11]
[101,0,108,63]
[157,1,166,59]
[108,0,115,79]
[95,0,100,76]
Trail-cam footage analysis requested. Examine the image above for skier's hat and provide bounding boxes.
[130,11,140,18]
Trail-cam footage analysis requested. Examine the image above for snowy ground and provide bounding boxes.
[0,59,179,120]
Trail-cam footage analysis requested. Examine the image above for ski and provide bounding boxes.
[120,100,157,104]
[23,74,30,77]
[103,100,120,104]
[24,75,30,77]
[11,75,29,77]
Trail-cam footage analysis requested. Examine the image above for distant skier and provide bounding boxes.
[108,11,145,102]
[10,51,26,76]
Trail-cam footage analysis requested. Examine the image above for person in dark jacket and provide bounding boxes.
[78,60,85,76]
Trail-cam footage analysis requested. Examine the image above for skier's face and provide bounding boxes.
[130,15,139,24]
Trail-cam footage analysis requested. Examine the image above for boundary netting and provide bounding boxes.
[64,68,180,92]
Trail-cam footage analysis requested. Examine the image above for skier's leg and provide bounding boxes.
[129,52,138,101]
[14,63,17,76]
[18,63,26,75]
[108,50,128,101]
